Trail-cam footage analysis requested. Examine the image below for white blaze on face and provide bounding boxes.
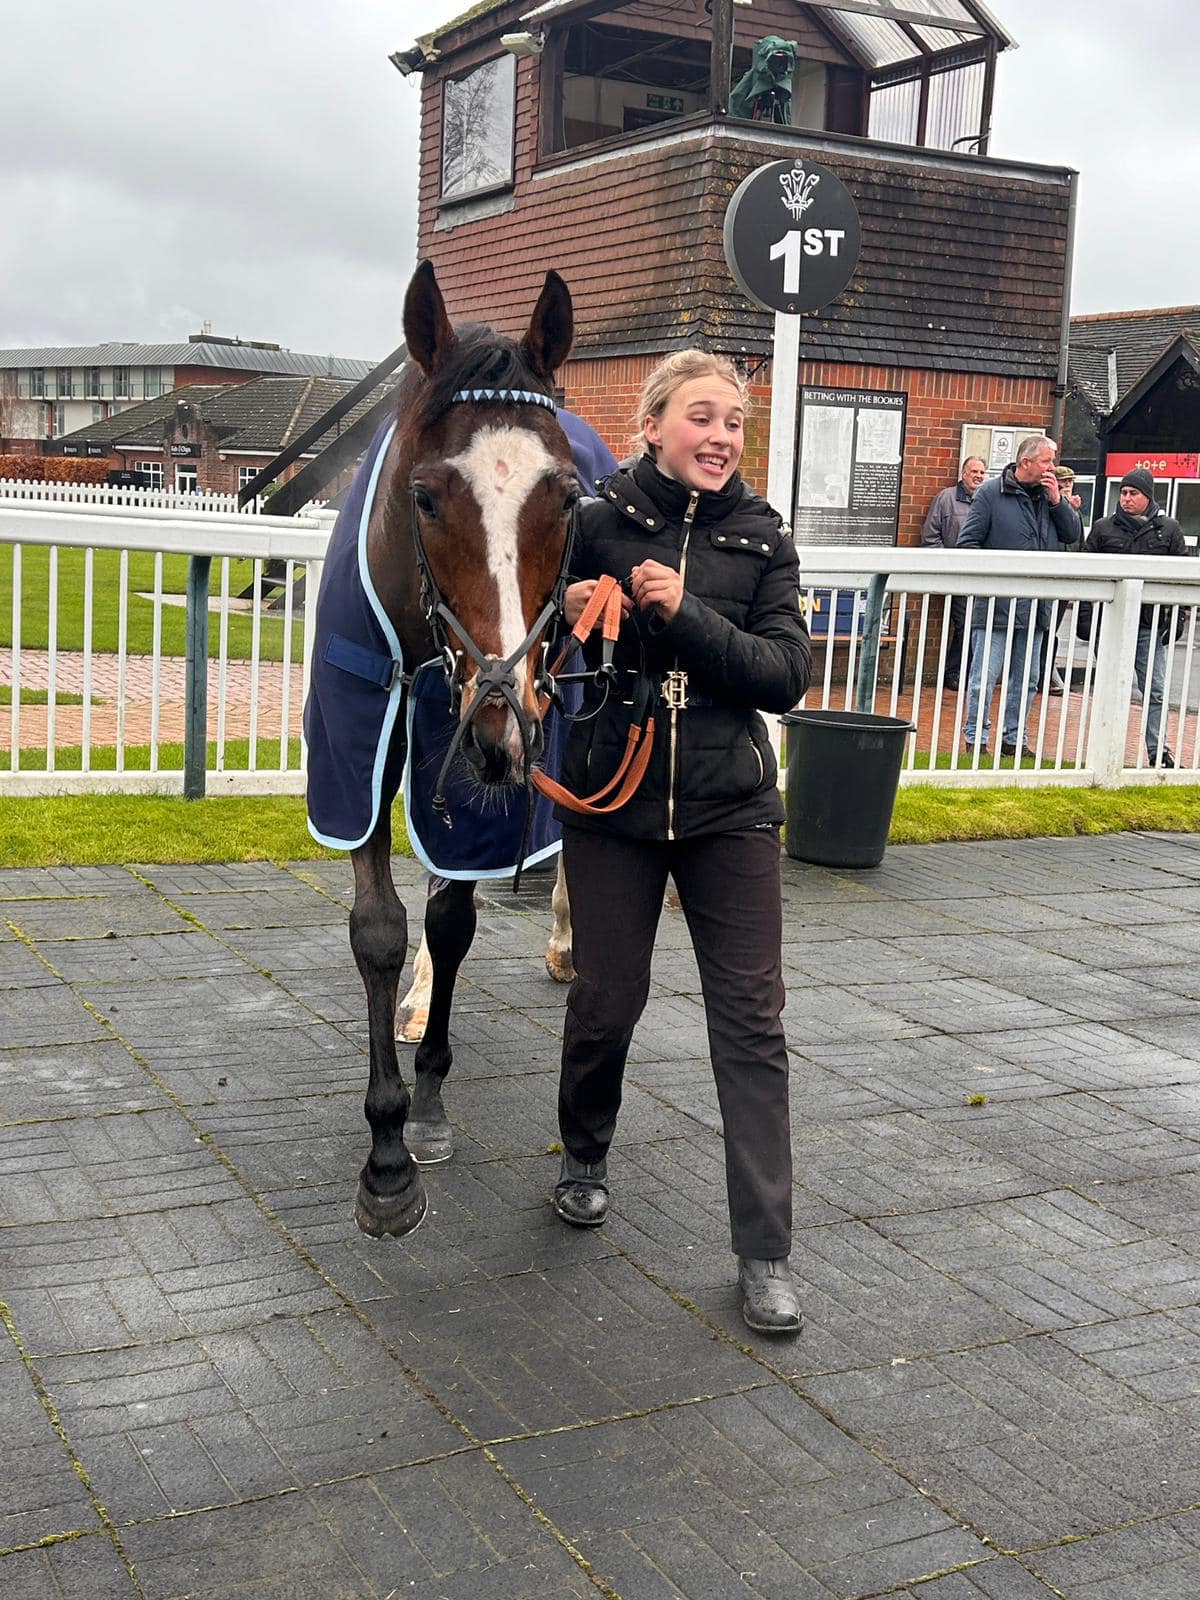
[446,425,556,705]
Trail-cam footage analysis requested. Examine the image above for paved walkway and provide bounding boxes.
[3,835,1200,1598]
[1,649,305,749]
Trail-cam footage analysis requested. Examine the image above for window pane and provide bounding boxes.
[868,75,920,143]
[442,54,516,199]
[1172,481,1200,549]
[925,58,985,151]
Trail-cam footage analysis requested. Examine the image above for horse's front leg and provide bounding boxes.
[349,824,426,1238]
[408,876,477,1164]
[545,853,575,983]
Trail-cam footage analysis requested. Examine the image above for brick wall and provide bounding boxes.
[562,353,1053,545]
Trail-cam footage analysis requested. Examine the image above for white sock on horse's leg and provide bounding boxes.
[545,854,575,983]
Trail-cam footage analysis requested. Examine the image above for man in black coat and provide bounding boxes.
[957,435,1079,757]
[1085,466,1194,767]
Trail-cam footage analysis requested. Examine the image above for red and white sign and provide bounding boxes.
[1105,451,1199,479]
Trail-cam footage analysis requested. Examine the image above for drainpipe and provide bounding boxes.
[1050,169,1079,444]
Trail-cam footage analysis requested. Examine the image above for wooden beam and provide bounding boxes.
[708,0,734,116]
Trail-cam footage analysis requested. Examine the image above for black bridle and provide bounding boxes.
[409,387,601,887]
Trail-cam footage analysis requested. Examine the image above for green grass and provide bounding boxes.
[889,783,1200,844]
[7,736,303,773]
[0,545,304,662]
[0,783,1193,869]
[0,686,86,706]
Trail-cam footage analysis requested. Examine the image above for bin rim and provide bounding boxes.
[782,708,916,734]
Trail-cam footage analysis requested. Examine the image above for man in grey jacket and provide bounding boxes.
[921,455,986,689]
[957,435,1079,757]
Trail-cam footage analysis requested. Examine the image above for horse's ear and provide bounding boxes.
[519,270,573,382]
[404,259,456,376]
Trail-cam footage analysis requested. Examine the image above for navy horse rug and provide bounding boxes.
[304,415,610,877]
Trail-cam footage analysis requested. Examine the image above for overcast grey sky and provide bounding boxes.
[2,1,1195,362]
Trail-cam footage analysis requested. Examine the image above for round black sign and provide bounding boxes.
[723,158,862,315]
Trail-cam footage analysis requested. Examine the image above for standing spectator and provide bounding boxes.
[957,435,1078,758]
[1085,467,1194,768]
[921,454,986,690]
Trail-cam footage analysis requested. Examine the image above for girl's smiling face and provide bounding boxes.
[644,375,744,492]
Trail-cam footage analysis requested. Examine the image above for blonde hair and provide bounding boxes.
[633,350,749,456]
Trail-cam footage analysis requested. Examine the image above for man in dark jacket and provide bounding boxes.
[1085,466,1194,767]
[957,435,1079,756]
[921,454,986,689]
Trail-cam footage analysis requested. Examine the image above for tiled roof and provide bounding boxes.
[52,377,397,454]
[0,340,373,379]
[1068,306,1200,416]
[50,387,227,447]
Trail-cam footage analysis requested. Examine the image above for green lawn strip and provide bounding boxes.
[0,687,86,706]
[6,736,303,773]
[0,785,1194,869]
[889,784,1200,844]
[0,545,304,662]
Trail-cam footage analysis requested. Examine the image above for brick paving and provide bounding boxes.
[3,834,1200,1597]
[1,649,306,749]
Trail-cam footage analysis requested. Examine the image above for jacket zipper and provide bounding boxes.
[749,734,764,787]
[667,489,700,840]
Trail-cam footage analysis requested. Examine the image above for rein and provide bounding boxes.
[410,385,654,886]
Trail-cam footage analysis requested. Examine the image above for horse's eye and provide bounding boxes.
[563,486,580,513]
[412,484,436,518]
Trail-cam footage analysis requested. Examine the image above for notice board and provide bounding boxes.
[793,388,906,547]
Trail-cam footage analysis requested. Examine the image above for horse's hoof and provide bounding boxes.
[407,1120,453,1165]
[545,947,575,984]
[396,1006,428,1043]
[354,1177,428,1239]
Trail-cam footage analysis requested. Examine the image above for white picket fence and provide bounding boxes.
[0,478,325,515]
[0,494,1197,796]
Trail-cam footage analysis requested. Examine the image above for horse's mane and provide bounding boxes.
[395,324,552,439]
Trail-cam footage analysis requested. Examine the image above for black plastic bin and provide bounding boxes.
[782,710,914,869]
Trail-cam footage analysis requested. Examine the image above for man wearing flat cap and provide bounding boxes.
[1085,467,1194,767]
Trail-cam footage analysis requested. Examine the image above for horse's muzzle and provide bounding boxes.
[461,702,544,784]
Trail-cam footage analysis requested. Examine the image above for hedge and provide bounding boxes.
[0,456,111,483]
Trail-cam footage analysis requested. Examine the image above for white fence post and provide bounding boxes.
[1088,576,1143,784]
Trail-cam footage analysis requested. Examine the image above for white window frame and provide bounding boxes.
[175,464,198,493]
[134,458,164,488]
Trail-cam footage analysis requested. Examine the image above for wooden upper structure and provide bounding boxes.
[400,0,1074,382]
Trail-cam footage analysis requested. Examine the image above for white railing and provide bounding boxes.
[0,496,331,796]
[0,478,326,515]
[794,546,1200,787]
[0,498,1197,796]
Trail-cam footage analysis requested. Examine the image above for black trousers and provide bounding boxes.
[559,824,792,1259]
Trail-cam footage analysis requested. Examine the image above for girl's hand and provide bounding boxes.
[630,560,683,621]
[563,580,633,627]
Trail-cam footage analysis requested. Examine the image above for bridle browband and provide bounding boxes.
[408,384,653,889]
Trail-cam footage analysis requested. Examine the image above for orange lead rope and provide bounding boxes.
[532,574,656,816]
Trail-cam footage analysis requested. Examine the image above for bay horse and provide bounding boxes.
[311,261,580,1238]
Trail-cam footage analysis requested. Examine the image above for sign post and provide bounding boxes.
[723,157,862,521]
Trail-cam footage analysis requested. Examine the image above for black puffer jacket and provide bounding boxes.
[1085,505,1193,628]
[556,456,811,840]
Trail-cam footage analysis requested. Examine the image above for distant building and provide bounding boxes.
[0,334,373,454]
[36,375,396,498]
[1065,307,1200,545]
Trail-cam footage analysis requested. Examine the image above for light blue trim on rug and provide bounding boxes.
[305,418,402,851]
[401,660,562,881]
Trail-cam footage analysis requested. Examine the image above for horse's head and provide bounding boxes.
[401,260,578,785]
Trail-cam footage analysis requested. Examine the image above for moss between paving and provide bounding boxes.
[0,787,1196,869]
